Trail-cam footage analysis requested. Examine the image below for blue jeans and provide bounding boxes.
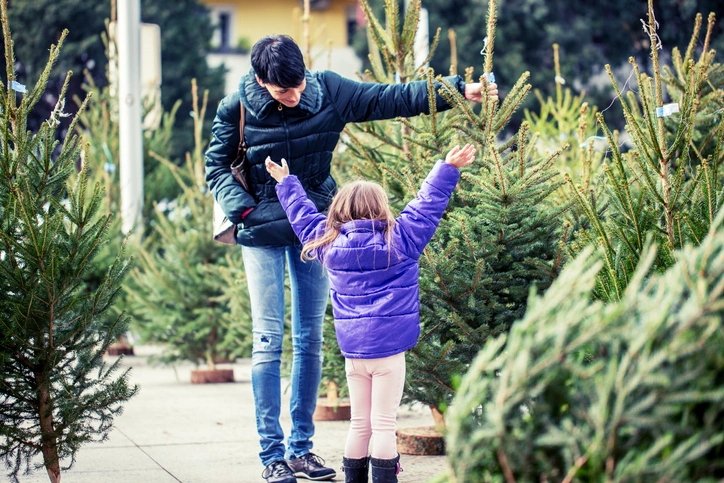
[241,245,329,467]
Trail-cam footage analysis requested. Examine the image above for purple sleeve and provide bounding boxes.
[394,160,460,258]
[275,175,328,248]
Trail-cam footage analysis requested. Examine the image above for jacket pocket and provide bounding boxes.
[237,199,298,246]
[240,199,286,228]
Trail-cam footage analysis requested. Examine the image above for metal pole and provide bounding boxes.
[117,0,144,235]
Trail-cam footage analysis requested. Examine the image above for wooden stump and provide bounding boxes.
[190,369,235,384]
[106,334,135,356]
[313,397,351,421]
[106,345,135,356]
[396,426,445,455]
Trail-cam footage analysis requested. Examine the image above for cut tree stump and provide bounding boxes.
[313,397,351,421]
[106,345,135,356]
[190,369,235,384]
[106,334,134,356]
[396,426,445,455]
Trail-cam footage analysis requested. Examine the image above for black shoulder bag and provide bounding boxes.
[212,101,250,245]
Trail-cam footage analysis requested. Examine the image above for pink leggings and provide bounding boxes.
[344,352,406,460]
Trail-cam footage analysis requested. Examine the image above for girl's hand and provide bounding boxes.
[265,157,289,183]
[445,144,476,169]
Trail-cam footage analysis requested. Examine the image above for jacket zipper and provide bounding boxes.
[279,106,291,161]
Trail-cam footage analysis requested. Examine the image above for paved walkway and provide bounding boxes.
[17,346,448,483]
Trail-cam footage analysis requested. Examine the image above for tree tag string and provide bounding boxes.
[600,67,636,116]
[479,36,489,57]
[478,37,495,83]
[47,97,71,128]
[713,108,723,124]
[640,17,663,51]
[578,136,607,148]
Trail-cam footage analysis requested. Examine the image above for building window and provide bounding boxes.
[346,5,359,46]
[210,7,235,52]
[218,12,230,50]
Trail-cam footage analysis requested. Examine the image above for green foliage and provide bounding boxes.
[347,0,566,414]
[357,0,724,125]
[0,0,225,157]
[0,5,136,481]
[140,0,226,158]
[72,23,188,310]
[446,214,724,482]
[236,36,252,53]
[124,81,251,369]
[319,305,348,399]
[524,43,604,194]
[75,71,184,231]
[2,0,108,83]
[566,3,724,302]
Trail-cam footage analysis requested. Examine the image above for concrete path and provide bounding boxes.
[16,346,449,483]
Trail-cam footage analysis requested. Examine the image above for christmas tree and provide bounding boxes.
[71,16,188,354]
[0,2,137,481]
[124,80,251,371]
[446,213,724,482]
[444,4,724,481]
[566,1,724,301]
[523,43,604,195]
[345,0,567,419]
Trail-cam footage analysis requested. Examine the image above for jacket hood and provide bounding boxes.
[340,219,389,235]
[239,69,323,119]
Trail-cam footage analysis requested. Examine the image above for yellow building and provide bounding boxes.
[200,0,363,94]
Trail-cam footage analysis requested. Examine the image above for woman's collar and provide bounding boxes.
[240,69,322,119]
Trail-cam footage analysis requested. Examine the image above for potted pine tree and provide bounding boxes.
[124,80,252,384]
[72,17,185,358]
[313,309,351,421]
[347,0,567,454]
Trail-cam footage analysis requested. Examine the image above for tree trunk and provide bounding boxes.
[326,381,338,404]
[36,375,61,483]
[431,405,445,430]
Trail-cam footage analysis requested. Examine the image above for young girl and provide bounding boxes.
[266,144,476,483]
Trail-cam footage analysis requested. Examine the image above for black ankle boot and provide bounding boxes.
[342,456,369,483]
[370,454,401,483]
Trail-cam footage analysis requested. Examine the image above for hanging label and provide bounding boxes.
[656,103,679,118]
[10,80,26,93]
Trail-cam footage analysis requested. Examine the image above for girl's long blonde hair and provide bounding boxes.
[301,180,396,262]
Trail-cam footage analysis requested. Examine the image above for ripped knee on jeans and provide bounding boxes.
[255,333,274,351]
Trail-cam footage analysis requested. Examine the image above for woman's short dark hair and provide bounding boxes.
[251,35,306,88]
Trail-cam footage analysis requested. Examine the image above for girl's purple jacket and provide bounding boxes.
[275,161,460,359]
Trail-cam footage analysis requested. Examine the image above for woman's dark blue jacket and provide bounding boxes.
[205,69,466,246]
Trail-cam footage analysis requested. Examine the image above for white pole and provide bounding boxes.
[414,8,429,70]
[117,0,144,235]
[403,0,429,71]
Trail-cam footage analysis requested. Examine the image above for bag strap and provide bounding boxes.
[239,101,246,149]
